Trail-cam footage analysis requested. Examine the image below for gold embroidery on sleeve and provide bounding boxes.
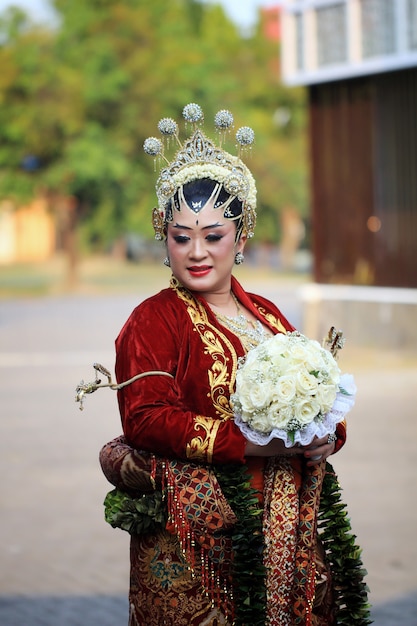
[186,415,221,463]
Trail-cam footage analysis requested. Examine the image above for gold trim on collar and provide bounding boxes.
[171,278,237,421]
[254,304,288,334]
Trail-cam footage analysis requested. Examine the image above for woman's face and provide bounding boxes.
[166,197,246,297]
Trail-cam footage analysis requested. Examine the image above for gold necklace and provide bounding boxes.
[213,293,270,351]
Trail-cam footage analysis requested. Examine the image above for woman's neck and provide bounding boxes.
[204,290,239,317]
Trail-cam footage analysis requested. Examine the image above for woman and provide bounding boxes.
[99,106,351,626]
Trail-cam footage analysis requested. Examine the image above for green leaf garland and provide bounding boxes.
[104,488,167,535]
[215,464,267,626]
[319,463,373,625]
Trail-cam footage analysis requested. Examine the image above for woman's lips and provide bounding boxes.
[188,265,212,277]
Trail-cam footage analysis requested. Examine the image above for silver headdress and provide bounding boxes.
[143,104,257,240]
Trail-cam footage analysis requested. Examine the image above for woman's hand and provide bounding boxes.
[244,434,336,463]
[301,435,336,466]
[244,439,303,458]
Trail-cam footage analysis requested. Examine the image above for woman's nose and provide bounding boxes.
[190,238,206,259]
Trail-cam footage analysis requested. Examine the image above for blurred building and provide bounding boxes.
[0,198,55,264]
[280,0,417,289]
[261,5,281,41]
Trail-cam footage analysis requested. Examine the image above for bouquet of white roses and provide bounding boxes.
[231,331,356,447]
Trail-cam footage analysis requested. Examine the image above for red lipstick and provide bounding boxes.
[188,265,212,277]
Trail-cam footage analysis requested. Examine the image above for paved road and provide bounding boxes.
[0,286,416,625]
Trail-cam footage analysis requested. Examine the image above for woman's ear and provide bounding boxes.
[237,234,247,253]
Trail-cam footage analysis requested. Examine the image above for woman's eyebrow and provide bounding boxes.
[172,222,224,230]
[172,223,192,230]
[202,222,224,230]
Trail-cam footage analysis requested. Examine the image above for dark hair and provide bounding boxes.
[166,178,244,229]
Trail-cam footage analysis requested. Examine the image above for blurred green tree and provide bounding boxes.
[0,0,307,266]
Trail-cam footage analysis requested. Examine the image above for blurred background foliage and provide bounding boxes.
[0,0,307,252]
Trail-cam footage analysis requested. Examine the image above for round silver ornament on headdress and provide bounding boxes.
[182,103,204,124]
[214,109,234,130]
[143,137,163,157]
[236,126,255,147]
[158,118,178,137]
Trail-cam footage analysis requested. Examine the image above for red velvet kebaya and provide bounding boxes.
[98,104,366,626]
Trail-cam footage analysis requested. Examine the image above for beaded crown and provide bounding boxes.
[143,103,257,240]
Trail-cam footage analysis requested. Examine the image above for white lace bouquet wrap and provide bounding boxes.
[231,331,356,447]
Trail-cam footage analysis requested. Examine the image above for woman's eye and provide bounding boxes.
[173,235,190,244]
[206,234,223,242]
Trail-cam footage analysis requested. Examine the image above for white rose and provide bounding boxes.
[268,334,289,352]
[304,338,323,354]
[316,383,338,413]
[304,346,328,373]
[237,359,259,382]
[328,365,341,386]
[247,382,270,410]
[238,388,255,413]
[321,351,341,384]
[247,412,271,434]
[268,401,294,429]
[274,374,297,405]
[293,396,320,426]
[295,369,319,396]
[287,342,310,364]
[268,351,288,373]
[245,346,264,366]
